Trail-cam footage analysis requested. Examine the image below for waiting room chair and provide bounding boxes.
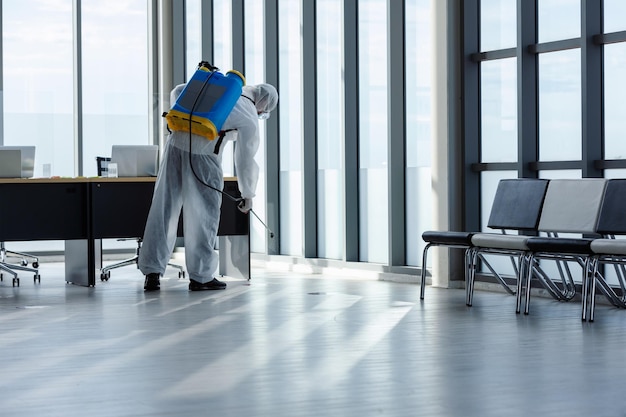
[522,178,608,318]
[585,179,626,321]
[421,178,548,304]
[467,178,549,310]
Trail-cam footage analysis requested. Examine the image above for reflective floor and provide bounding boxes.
[1,262,626,417]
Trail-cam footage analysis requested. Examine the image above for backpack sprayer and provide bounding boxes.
[163,61,275,239]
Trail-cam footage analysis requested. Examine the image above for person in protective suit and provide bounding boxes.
[138,82,279,291]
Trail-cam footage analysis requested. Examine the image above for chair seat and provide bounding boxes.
[421,231,475,246]
[590,239,626,255]
[471,234,530,251]
[526,237,595,254]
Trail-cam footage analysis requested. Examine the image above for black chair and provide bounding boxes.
[421,178,549,305]
[467,178,549,310]
[585,179,626,321]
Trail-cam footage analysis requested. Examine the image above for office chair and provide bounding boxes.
[96,156,185,282]
[0,241,41,287]
[100,238,185,281]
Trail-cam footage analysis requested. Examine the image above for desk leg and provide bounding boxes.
[64,239,101,287]
[218,235,250,280]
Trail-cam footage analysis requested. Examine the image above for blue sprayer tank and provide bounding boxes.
[165,62,246,141]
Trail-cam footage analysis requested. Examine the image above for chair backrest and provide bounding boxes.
[595,178,626,236]
[487,178,550,231]
[537,178,607,234]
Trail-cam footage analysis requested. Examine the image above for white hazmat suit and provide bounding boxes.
[138,83,278,285]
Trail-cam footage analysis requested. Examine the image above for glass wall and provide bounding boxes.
[244,0,268,253]
[480,58,517,163]
[605,45,626,160]
[2,1,74,253]
[537,50,581,162]
[358,0,388,264]
[480,0,516,51]
[604,1,626,161]
[604,0,626,33]
[537,0,580,43]
[2,1,150,254]
[81,0,150,177]
[213,0,234,176]
[316,0,344,260]
[2,1,442,276]
[2,1,73,177]
[471,0,626,287]
[185,0,202,80]
[405,0,433,266]
[278,0,303,256]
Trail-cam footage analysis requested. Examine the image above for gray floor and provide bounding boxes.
[1,262,626,417]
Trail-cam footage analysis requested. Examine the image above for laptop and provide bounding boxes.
[0,146,36,178]
[110,145,159,177]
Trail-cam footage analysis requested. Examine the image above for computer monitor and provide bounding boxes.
[0,146,36,178]
[110,145,159,177]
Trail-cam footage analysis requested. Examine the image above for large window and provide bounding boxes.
[213,0,235,176]
[406,0,433,266]
[81,0,150,177]
[480,0,516,51]
[537,0,580,43]
[3,1,73,177]
[358,0,388,264]
[278,0,303,256]
[480,58,517,163]
[470,0,626,287]
[604,0,626,33]
[185,0,202,80]
[603,2,626,161]
[2,1,150,254]
[316,0,344,260]
[244,0,268,253]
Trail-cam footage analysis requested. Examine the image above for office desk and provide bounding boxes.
[0,177,249,287]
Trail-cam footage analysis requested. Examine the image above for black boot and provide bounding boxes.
[144,273,160,291]
[189,278,227,291]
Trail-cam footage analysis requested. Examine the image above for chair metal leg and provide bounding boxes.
[167,261,186,278]
[101,256,139,274]
[0,262,18,279]
[476,254,516,296]
[0,260,39,286]
[466,247,478,306]
[420,243,432,300]
[588,259,600,322]
[524,256,534,315]
[516,252,530,314]
[581,257,592,321]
